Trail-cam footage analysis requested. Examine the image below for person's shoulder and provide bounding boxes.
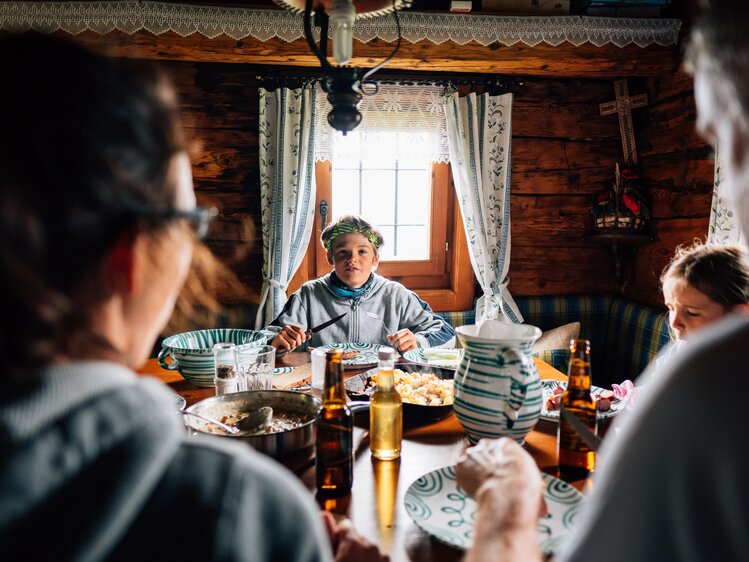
[634,314,749,422]
[671,313,749,382]
[171,436,316,511]
[299,274,333,294]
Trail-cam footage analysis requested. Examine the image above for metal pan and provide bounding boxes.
[184,390,369,462]
[345,362,455,423]
[184,390,319,460]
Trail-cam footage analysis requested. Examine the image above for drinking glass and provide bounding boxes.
[311,347,326,390]
[236,345,276,391]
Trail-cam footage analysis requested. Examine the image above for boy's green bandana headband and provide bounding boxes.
[324,224,382,251]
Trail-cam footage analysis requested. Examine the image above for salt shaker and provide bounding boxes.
[213,343,238,396]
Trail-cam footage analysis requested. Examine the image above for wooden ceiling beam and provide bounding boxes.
[58,29,681,77]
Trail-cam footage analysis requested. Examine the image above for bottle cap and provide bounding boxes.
[378,346,395,360]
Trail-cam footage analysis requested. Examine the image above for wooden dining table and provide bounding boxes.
[138,354,591,562]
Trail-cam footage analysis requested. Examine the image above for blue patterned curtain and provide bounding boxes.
[255,86,317,329]
[708,147,744,245]
[444,92,522,323]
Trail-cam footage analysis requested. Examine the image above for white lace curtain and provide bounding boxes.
[444,92,522,323]
[314,82,451,163]
[255,86,318,329]
[708,147,744,245]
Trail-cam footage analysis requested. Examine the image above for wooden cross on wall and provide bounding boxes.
[599,79,648,166]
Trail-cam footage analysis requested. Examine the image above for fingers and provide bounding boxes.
[329,517,389,562]
[386,329,417,352]
[456,437,540,498]
[272,324,309,352]
[321,511,338,548]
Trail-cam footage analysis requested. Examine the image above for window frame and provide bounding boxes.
[288,161,475,312]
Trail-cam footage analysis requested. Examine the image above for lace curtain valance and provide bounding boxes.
[0,2,681,48]
[314,83,452,163]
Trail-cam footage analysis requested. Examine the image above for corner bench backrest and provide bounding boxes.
[603,297,671,386]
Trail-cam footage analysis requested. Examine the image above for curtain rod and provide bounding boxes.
[256,73,517,94]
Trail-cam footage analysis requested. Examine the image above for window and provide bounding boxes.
[289,132,474,311]
[331,131,432,261]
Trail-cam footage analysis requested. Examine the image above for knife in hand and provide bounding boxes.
[275,312,348,355]
[306,311,348,337]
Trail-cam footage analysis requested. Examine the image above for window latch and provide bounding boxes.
[320,200,328,230]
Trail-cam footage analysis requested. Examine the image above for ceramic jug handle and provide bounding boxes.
[504,348,527,421]
[458,356,471,388]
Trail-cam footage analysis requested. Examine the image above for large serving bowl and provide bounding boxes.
[184,390,320,460]
[158,328,266,387]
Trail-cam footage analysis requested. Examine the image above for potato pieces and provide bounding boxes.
[372,369,454,406]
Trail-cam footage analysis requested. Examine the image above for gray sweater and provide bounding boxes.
[0,361,330,562]
[263,273,455,349]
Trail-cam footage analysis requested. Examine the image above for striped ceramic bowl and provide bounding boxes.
[158,329,267,388]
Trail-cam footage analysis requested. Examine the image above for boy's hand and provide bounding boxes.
[270,324,309,353]
[387,329,417,352]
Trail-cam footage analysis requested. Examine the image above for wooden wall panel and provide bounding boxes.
[622,70,714,307]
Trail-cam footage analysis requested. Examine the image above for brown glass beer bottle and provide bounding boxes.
[557,338,597,480]
[316,348,354,497]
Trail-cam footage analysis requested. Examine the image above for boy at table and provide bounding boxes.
[457,2,749,561]
[264,215,455,353]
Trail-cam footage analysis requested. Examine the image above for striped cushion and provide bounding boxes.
[604,299,671,385]
[435,310,476,328]
[515,295,612,382]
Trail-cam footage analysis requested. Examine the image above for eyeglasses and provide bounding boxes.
[152,206,218,240]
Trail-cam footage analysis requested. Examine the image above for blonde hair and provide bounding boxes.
[661,242,749,309]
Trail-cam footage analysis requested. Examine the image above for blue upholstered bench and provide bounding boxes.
[437,295,671,389]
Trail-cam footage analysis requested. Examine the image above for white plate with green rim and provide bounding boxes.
[404,465,582,554]
[402,348,464,369]
[541,380,625,422]
[317,343,395,370]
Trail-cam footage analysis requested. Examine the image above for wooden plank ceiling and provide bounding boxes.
[57,1,683,78]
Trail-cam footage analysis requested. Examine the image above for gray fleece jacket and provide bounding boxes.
[0,361,330,562]
[263,272,455,349]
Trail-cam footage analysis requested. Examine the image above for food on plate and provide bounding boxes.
[596,389,615,412]
[545,385,565,412]
[341,350,360,360]
[199,409,312,435]
[421,349,462,366]
[544,385,618,413]
[372,369,454,406]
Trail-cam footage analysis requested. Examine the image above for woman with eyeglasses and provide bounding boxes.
[0,34,387,562]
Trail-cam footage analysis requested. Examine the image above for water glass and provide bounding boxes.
[236,345,276,391]
[311,347,326,390]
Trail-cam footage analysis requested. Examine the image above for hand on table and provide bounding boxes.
[387,329,417,352]
[322,512,389,562]
[270,324,309,353]
[456,438,547,528]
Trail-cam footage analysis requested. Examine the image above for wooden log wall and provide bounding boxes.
[162,60,711,314]
[626,71,713,307]
[510,71,712,307]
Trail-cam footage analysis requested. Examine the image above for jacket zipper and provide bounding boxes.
[351,299,360,342]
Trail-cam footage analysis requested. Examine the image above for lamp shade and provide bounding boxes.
[273,0,409,18]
